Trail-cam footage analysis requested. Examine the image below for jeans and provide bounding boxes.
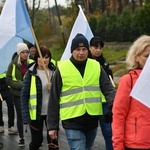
[99,103,113,150]
[65,128,97,150]
[0,91,14,128]
[12,95,24,139]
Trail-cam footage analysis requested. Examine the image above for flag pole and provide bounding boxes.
[0,93,3,102]
[109,75,116,88]
[30,26,50,83]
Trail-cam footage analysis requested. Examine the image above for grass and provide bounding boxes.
[103,48,128,62]
[49,44,129,77]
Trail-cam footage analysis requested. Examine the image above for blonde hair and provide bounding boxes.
[126,35,150,70]
[17,55,29,65]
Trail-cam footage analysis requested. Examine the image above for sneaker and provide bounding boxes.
[8,127,18,135]
[0,126,4,133]
[19,138,25,147]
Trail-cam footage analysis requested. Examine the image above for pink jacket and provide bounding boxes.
[112,69,150,150]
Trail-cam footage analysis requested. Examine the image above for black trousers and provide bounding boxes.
[29,115,59,150]
[0,91,14,128]
[12,95,24,138]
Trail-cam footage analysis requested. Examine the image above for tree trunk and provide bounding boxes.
[116,0,122,15]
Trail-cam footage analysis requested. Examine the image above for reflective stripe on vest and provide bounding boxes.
[12,64,17,81]
[58,59,103,120]
[29,76,37,120]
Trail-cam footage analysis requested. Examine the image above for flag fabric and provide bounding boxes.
[0,37,23,73]
[0,0,34,73]
[130,55,150,108]
[61,5,93,60]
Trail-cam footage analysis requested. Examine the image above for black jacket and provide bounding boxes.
[47,56,115,131]
[0,77,10,98]
[88,52,113,79]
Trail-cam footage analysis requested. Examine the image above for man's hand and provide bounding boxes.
[49,130,58,139]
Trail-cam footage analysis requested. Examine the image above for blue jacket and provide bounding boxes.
[21,62,55,124]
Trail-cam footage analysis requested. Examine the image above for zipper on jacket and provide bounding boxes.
[135,117,137,138]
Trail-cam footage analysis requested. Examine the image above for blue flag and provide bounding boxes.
[0,0,34,73]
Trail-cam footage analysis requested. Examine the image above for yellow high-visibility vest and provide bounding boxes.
[29,76,37,120]
[12,64,17,81]
[0,73,6,79]
[28,59,34,64]
[58,59,105,120]
[51,59,56,66]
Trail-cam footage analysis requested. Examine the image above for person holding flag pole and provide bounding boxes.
[0,0,51,147]
[21,44,57,150]
[47,33,115,150]
[89,36,114,150]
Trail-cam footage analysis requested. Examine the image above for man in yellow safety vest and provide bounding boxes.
[47,33,116,150]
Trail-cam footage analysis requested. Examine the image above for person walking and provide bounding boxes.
[0,72,17,134]
[21,46,57,150]
[47,33,116,150]
[112,35,150,150]
[89,36,113,150]
[6,43,29,147]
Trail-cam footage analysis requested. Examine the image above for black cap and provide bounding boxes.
[90,36,104,48]
[28,43,36,49]
[71,34,89,53]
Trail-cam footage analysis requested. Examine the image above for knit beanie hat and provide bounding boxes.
[90,36,104,48]
[28,43,36,49]
[17,43,29,55]
[71,33,89,53]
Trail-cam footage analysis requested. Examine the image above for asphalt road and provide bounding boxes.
[0,101,105,150]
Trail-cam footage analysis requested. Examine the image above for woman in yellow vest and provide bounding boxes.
[47,34,116,150]
[6,43,29,147]
[21,46,57,150]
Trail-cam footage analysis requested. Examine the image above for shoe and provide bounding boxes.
[8,127,18,135]
[0,126,4,133]
[19,138,25,147]
[40,143,43,147]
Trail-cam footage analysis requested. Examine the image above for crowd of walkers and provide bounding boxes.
[0,34,150,150]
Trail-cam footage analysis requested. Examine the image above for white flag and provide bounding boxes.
[0,0,34,73]
[130,55,150,108]
[61,5,93,60]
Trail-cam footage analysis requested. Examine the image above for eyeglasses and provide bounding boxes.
[48,139,59,149]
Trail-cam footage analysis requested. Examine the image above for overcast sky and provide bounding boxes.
[0,0,68,8]
[50,0,67,7]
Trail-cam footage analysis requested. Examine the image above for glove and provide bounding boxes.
[103,109,113,123]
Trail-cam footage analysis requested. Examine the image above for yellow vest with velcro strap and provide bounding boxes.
[29,76,37,120]
[58,59,104,120]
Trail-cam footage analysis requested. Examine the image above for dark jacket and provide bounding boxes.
[21,62,55,124]
[0,77,10,98]
[6,56,28,96]
[47,56,116,131]
[88,52,113,79]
